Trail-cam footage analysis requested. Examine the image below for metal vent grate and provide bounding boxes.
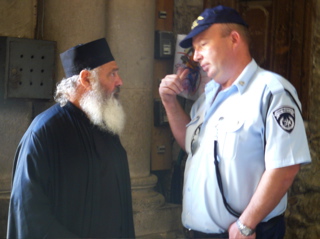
[0,37,56,99]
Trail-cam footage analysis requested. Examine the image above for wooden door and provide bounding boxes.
[204,0,312,119]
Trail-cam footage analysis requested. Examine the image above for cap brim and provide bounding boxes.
[179,24,211,48]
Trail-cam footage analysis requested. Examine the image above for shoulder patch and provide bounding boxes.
[273,107,295,133]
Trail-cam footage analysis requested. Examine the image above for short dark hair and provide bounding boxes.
[220,23,251,46]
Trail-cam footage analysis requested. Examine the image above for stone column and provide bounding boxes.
[105,0,164,204]
[105,1,182,238]
[43,0,107,80]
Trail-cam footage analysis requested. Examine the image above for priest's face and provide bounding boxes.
[96,61,123,98]
[79,62,126,135]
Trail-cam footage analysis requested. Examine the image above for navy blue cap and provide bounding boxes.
[60,38,114,78]
[179,5,248,48]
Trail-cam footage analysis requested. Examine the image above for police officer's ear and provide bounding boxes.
[230,31,240,44]
[79,69,92,90]
[229,30,243,51]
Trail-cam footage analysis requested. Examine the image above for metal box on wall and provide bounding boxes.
[0,37,56,100]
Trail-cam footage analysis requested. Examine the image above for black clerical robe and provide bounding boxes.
[7,102,135,238]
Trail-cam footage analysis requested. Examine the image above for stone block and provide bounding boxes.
[134,203,184,239]
[0,194,9,238]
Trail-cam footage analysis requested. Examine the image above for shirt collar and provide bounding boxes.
[204,59,258,94]
[64,101,90,122]
[232,59,258,94]
[203,59,258,105]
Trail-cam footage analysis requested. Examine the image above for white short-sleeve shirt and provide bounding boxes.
[182,60,311,233]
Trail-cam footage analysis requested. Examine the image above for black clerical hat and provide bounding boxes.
[179,5,248,48]
[60,38,115,78]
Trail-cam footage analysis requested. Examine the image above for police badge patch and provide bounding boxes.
[273,107,295,133]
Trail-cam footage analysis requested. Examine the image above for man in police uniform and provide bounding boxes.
[159,5,311,239]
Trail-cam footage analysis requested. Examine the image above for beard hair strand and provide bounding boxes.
[79,82,126,135]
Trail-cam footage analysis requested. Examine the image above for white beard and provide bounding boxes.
[80,82,126,136]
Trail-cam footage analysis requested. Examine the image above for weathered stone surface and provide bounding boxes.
[0,195,9,239]
[284,0,320,237]
[134,204,183,238]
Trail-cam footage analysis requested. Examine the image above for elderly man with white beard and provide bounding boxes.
[7,38,135,239]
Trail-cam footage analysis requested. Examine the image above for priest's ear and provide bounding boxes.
[79,69,92,90]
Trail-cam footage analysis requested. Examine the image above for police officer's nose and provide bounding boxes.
[193,50,202,63]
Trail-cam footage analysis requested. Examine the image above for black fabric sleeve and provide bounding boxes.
[7,131,78,239]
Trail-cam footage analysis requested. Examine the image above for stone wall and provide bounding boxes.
[285,0,320,238]
[0,1,37,237]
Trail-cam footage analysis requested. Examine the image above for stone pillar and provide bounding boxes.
[105,0,164,203]
[105,0,182,238]
[43,0,107,80]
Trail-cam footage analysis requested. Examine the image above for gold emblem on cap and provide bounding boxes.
[191,16,204,29]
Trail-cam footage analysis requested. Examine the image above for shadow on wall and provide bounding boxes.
[0,195,9,238]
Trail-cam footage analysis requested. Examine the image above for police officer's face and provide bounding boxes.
[192,24,234,89]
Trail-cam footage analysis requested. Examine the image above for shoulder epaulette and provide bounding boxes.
[265,75,302,115]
